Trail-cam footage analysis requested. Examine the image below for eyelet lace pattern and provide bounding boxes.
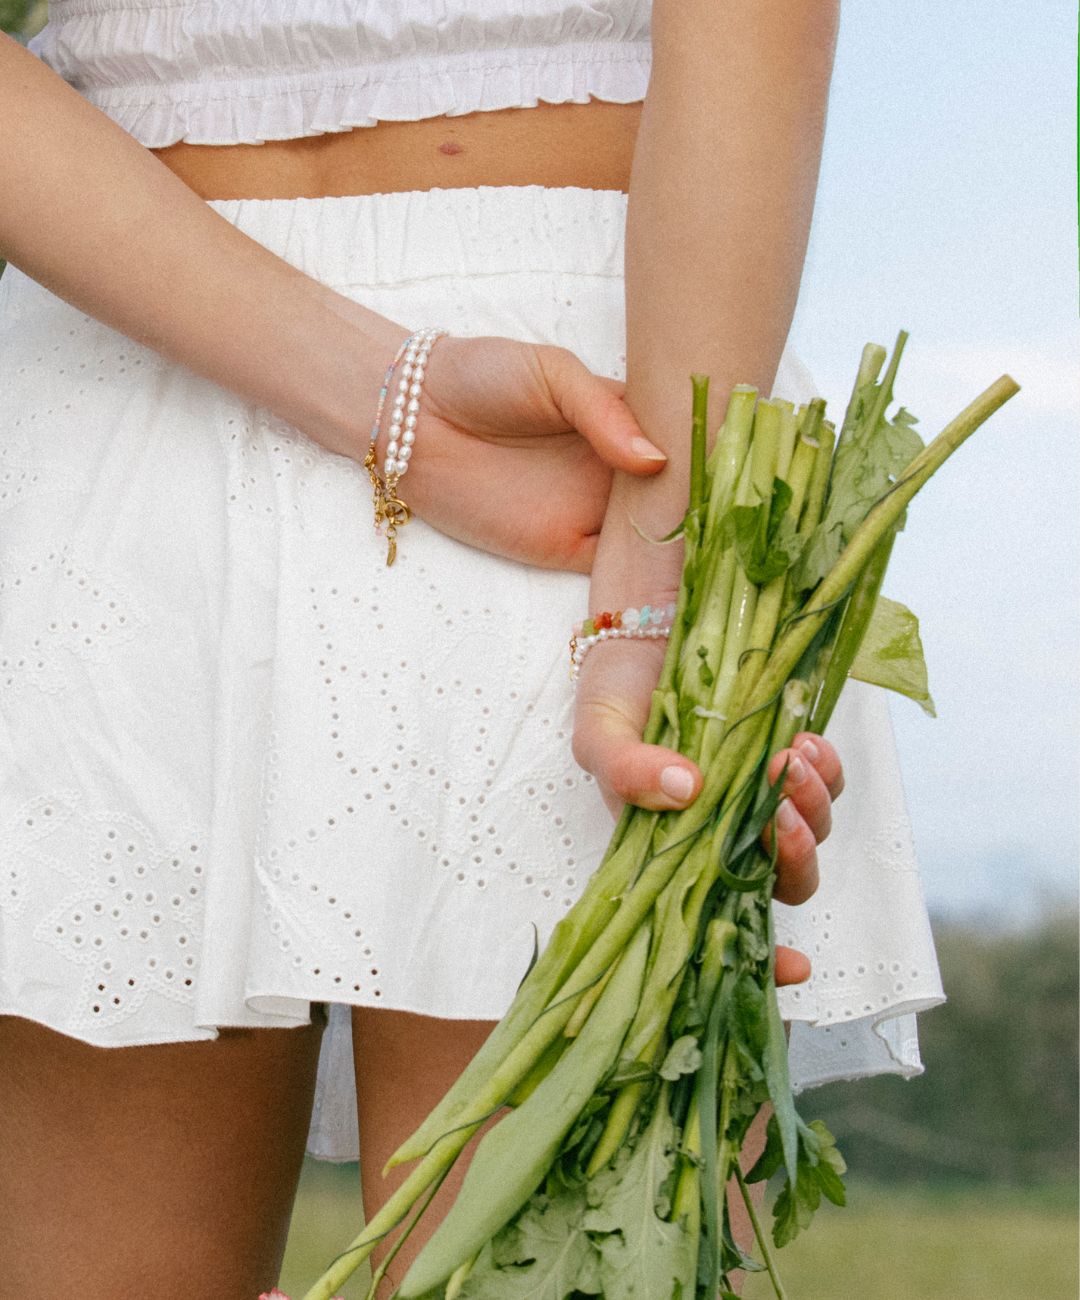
[0,188,943,1159]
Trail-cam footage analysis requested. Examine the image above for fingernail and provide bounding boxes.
[798,737,820,763]
[777,798,800,832]
[631,436,667,462]
[787,755,808,785]
[660,766,694,801]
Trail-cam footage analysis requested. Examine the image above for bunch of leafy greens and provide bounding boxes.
[302,336,1017,1300]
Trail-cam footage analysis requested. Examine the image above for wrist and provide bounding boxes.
[588,474,685,612]
[283,282,411,461]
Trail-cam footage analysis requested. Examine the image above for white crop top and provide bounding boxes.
[30,1,653,149]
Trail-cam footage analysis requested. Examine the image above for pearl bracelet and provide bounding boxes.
[363,327,448,567]
[384,327,446,482]
[569,601,677,682]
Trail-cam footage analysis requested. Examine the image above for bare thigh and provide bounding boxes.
[351,1006,499,1298]
[0,1011,325,1300]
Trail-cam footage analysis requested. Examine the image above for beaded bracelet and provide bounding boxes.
[363,327,448,566]
[569,601,677,682]
[384,327,446,481]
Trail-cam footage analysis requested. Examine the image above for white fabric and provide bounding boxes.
[29,0,653,148]
[0,186,943,1161]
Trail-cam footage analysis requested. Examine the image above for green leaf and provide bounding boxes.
[730,974,768,1064]
[745,1112,783,1184]
[658,1035,703,1082]
[823,378,924,546]
[669,964,705,1041]
[761,974,797,1181]
[769,1118,848,1248]
[583,1101,697,1300]
[726,478,806,586]
[713,859,772,893]
[806,1119,848,1206]
[771,1161,820,1248]
[605,1059,658,1090]
[457,1186,601,1300]
[850,595,935,715]
[735,903,769,966]
[788,520,843,592]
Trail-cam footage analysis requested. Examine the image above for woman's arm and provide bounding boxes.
[619,0,838,539]
[0,33,403,457]
[574,0,839,802]
[0,33,664,568]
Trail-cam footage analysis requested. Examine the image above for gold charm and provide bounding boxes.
[378,486,411,566]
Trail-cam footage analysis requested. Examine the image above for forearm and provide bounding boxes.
[594,0,839,591]
[0,33,403,458]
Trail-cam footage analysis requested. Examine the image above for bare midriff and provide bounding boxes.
[151,99,643,200]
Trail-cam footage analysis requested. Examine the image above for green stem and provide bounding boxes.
[303,1128,477,1300]
[739,375,1019,733]
[387,808,655,1165]
[798,415,835,535]
[705,401,783,725]
[739,416,822,702]
[444,1252,479,1300]
[714,1043,739,1205]
[865,331,908,442]
[735,1165,789,1300]
[690,373,709,520]
[828,341,887,477]
[360,1172,448,1300]
[679,398,756,724]
[808,528,896,735]
[672,1088,702,1222]
[704,386,757,542]
[773,399,799,480]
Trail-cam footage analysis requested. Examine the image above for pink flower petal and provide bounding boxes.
[258,1292,344,1300]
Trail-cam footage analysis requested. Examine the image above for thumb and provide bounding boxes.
[572,641,701,816]
[539,346,668,475]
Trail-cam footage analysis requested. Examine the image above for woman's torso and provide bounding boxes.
[152,100,642,199]
[32,0,650,198]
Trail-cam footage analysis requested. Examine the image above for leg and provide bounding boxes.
[351,1007,499,1298]
[0,1011,325,1299]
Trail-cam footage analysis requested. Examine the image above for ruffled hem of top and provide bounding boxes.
[30,0,654,144]
[90,48,650,147]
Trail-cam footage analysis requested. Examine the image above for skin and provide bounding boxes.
[0,3,841,1294]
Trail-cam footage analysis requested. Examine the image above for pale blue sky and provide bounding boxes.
[787,2,1078,922]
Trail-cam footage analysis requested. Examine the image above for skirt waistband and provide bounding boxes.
[208,185,628,287]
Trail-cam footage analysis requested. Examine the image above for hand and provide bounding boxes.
[573,635,844,989]
[396,335,669,572]
[763,733,845,985]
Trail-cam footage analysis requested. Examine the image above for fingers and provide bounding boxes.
[775,946,812,987]
[788,733,844,800]
[768,742,832,844]
[538,347,667,476]
[765,734,844,907]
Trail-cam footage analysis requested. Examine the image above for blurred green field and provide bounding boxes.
[741,1179,1078,1300]
[280,1160,1078,1300]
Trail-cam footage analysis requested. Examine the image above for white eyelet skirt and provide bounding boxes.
[0,185,943,1160]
